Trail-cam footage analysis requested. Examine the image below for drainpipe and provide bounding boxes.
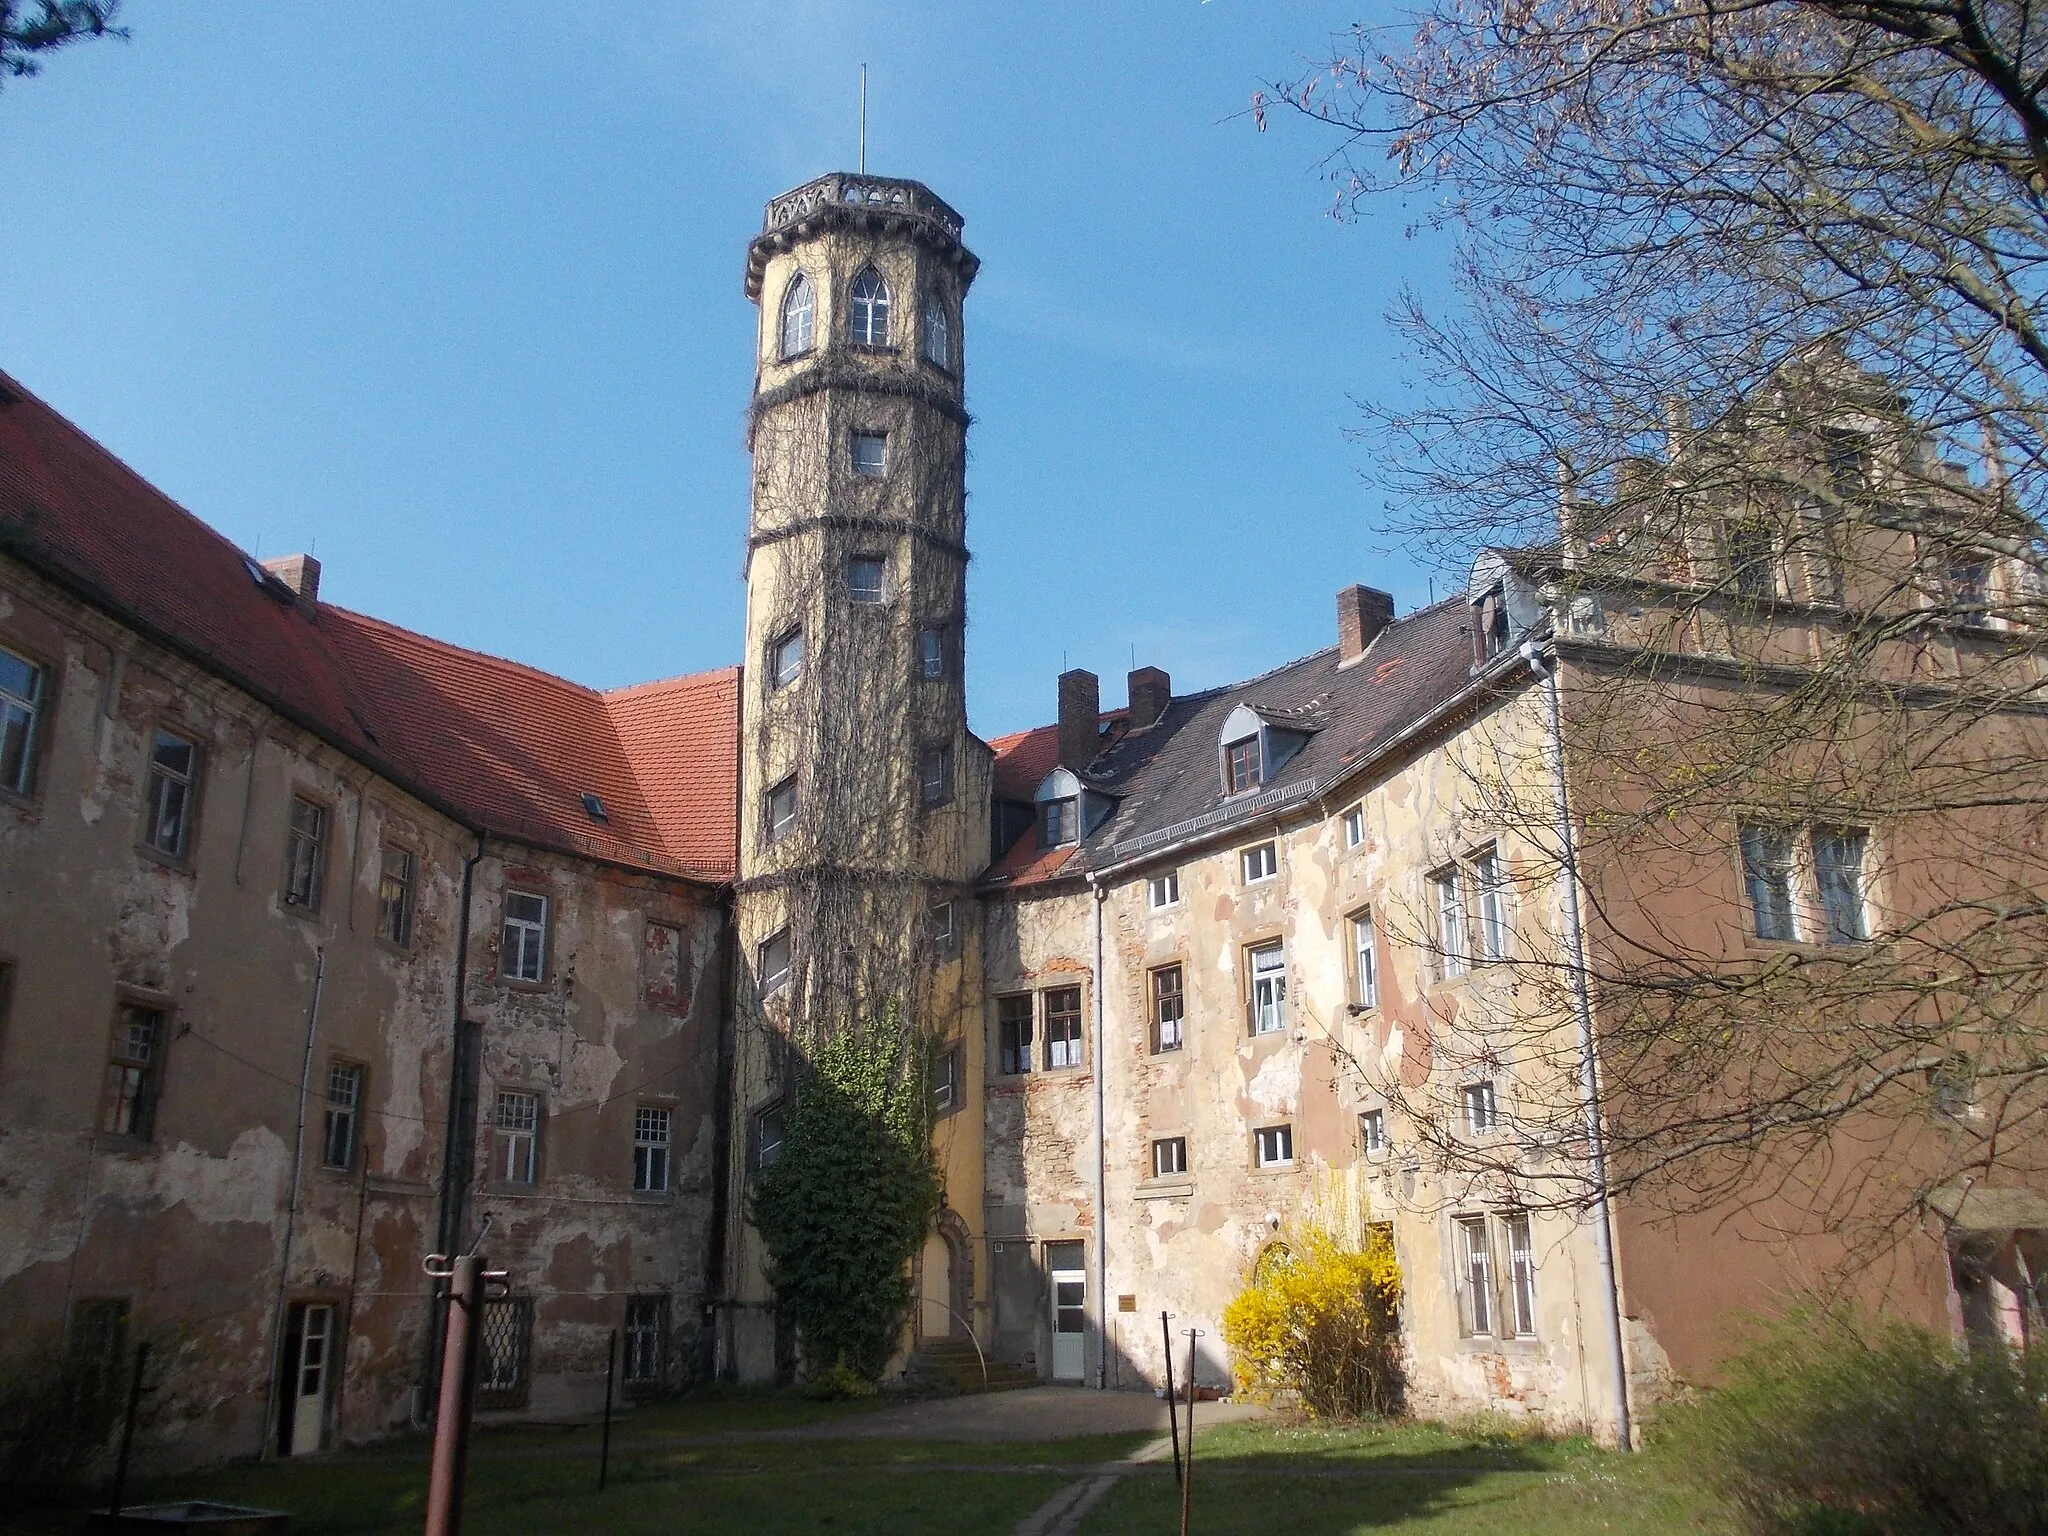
[1521,639,1633,1451]
[1086,873,1108,1390]
[260,945,326,1459]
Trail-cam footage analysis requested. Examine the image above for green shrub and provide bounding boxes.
[748,1007,940,1385]
[0,1335,128,1494]
[1219,1225,1405,1419]
[1666,1306,2048,1535]
[799,1355,881,1401]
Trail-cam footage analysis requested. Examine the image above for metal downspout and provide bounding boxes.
[1523,639,1633,1450]
[1087,873,1108,1390]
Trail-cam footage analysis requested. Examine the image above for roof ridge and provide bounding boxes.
[602,664,742,701]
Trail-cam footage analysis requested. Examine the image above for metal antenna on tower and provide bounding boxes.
[859,64,868,173]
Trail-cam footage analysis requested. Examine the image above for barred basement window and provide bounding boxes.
[477,1296,533,1406]
[496,1090,539,1184]
[283,796,327,910]
[633,1106,672,1193]
[0,646,45,796]
[502,892,548,982]
[101,1003,164,1139]
[997,993,1034,1075]
[624,1296,668,1387]
[1150,964,1184,1053]
[321,1060,364,1170]
[377,845,416,946]
[1455,1215,1495,1337]
[1152,1136,1188,1178]
[1044,986,1084,1069]
[145,730,198,858]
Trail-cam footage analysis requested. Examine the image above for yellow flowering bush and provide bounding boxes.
[1220,1225,1404,1419]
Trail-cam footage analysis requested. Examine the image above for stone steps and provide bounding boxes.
[908,1338,1040,1394]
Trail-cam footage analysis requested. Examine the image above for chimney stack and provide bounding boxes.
[1126,666,1171,731]
[1057,669,1100,771]
[262,554,321,611]
[1336,585,1396,664]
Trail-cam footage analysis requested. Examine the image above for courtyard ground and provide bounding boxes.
[2,1388,1733,1535]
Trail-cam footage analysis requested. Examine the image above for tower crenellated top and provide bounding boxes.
[745,173,978,300]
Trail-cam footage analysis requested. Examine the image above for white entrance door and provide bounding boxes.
[290,1303,332,1456]
[1047,1242,1086,1382]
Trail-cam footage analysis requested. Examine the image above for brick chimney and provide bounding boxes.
[1127,666,1171,731]
[1057,669,1100,770]
[262,554,321,610]
[1336,584,1395,664]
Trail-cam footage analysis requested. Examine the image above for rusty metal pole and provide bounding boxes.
[423,1254,485,1536]
[1161,1312,1181,1487]
[107,1340,150,1517]
[598,1329,617,1492]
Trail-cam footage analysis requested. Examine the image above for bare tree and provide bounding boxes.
[2,1,122,85]
[1274,5,2048,1265]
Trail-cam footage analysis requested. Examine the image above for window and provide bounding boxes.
[769,628,805,689]
[779,271,814,358]
[1147,870,1180,909]
[502,892,548,982]
[1462,1080,1499,1136]
[1341,804,1365,848]
[758,927,792,995]
[144,730,198,858]
[1044,985,1084,1069]
[850,431,887,477]
[1814,827,1869,945]
[283,795,327,910]
[847,556,887,604]
[1929,1053,1977,1120]
[0,647,44,796]
[918,626,946,680]
[1249,941,1287,1036]
[1151,964,1185,1053]
[1471,847,1506,962]
[928,899,957,956]
[1476,588,1512,660]
[1821,427,1871,499]
[1350,910,1378,1009]
[1242,842,1277,884]
[101,1003,164,1139]
[1041,796,1077,848]
[322,1061,364,1170]
[1505,1213,1538,1337]
[1152,1136,1188,1178]
[1946,554,1992,617]
[919,743,954,808]
[932,1044,964,1117]
[922,290,952,369]
[633,1106,672,1193]
[765,775,798,844]
[67,1299,129,1412]
[998,994,1034,1075]
[1360,1107,1386,1155]
[477,1296,532,1404]
[377,846,416,947]
[624,1296,668,1387]
[1455,1215,1495,1337]
[1740,824,1796,941]
[848,265,892,346]
[1224,736,1261,794]
[582,792,607,822]
[1431,866,1468,977]
[496,1090,539,1184]
[753,1101,786,1170]
[1254,1123,1294,1168]
[1727,520,1778,599]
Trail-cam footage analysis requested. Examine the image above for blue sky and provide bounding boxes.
[3,3,1452,739]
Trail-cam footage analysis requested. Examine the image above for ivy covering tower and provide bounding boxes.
[723,174,990,1381]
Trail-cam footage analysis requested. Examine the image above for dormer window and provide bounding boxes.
[1041,796,1077,848]
[848,266,892,347]
[1224,736,1261,794]
[1474,587,1511,661]
[779,271,815,359]
[922,290,952,370]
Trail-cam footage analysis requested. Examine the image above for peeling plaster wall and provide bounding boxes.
[979,689,1622,1430]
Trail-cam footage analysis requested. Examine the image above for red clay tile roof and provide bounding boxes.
[0,368,738,883]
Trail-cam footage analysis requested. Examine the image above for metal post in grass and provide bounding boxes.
[423,1248,506,1536]
[599,1329,617,1492]
[1180,1328,1203,1536]
[1161,1311,1181,1487]
[107,1340,150,1518]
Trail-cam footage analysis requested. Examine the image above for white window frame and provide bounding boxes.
[632,1105,672,1193]
[1455,1214,1495,1337]
[778,271,814,358]
[145,729,198,858]
[997,993,1034,1076]
[847,556,888,605]
[919,626,945,680]
[919,743,953,808]
[1341,803,1365,848]
[1813,826,1870,945]
[1151,962,1185,1053]
[765,775,798,844]
[1431,865,1467,978]
[284,794,327,910]
[1249,941,1287,1036]
[1152,1136,1188,1178]
[1350,908,1378,1009]
[1740,822,1797,942]
[503,892,548,983]
[922,289,952,370]
[1462,1079,1500,1136]
[848,265,892,346]
[322,1060,364,1171]
[1147,869,1181,909]
[1471,846,1507,963]
[377,844,417,947]
[758,927,792,995]
[753,1101,786,1170]
[1043,985,1085,1070]
[1041,796,1078,848]
[1224,735,1262,794]
[1242,842,1278,885]
[1253,1123,1294,1168]
[769,628,804,689]
[1360,1107,1386,1155]
[1506,1212,1539,1338]
[850,430,887,477]
[0,646,45,797]
[496,1089,540,1184]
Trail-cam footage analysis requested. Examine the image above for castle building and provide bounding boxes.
[1,172,2042,1469]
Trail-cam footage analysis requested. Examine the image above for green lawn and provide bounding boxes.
[1081,1419,1733,1535]
[2,1396,1733,1536]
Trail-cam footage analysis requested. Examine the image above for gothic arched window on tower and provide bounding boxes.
[922,291,952,371]
[779,272,815,359]
[848,266,892,347]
